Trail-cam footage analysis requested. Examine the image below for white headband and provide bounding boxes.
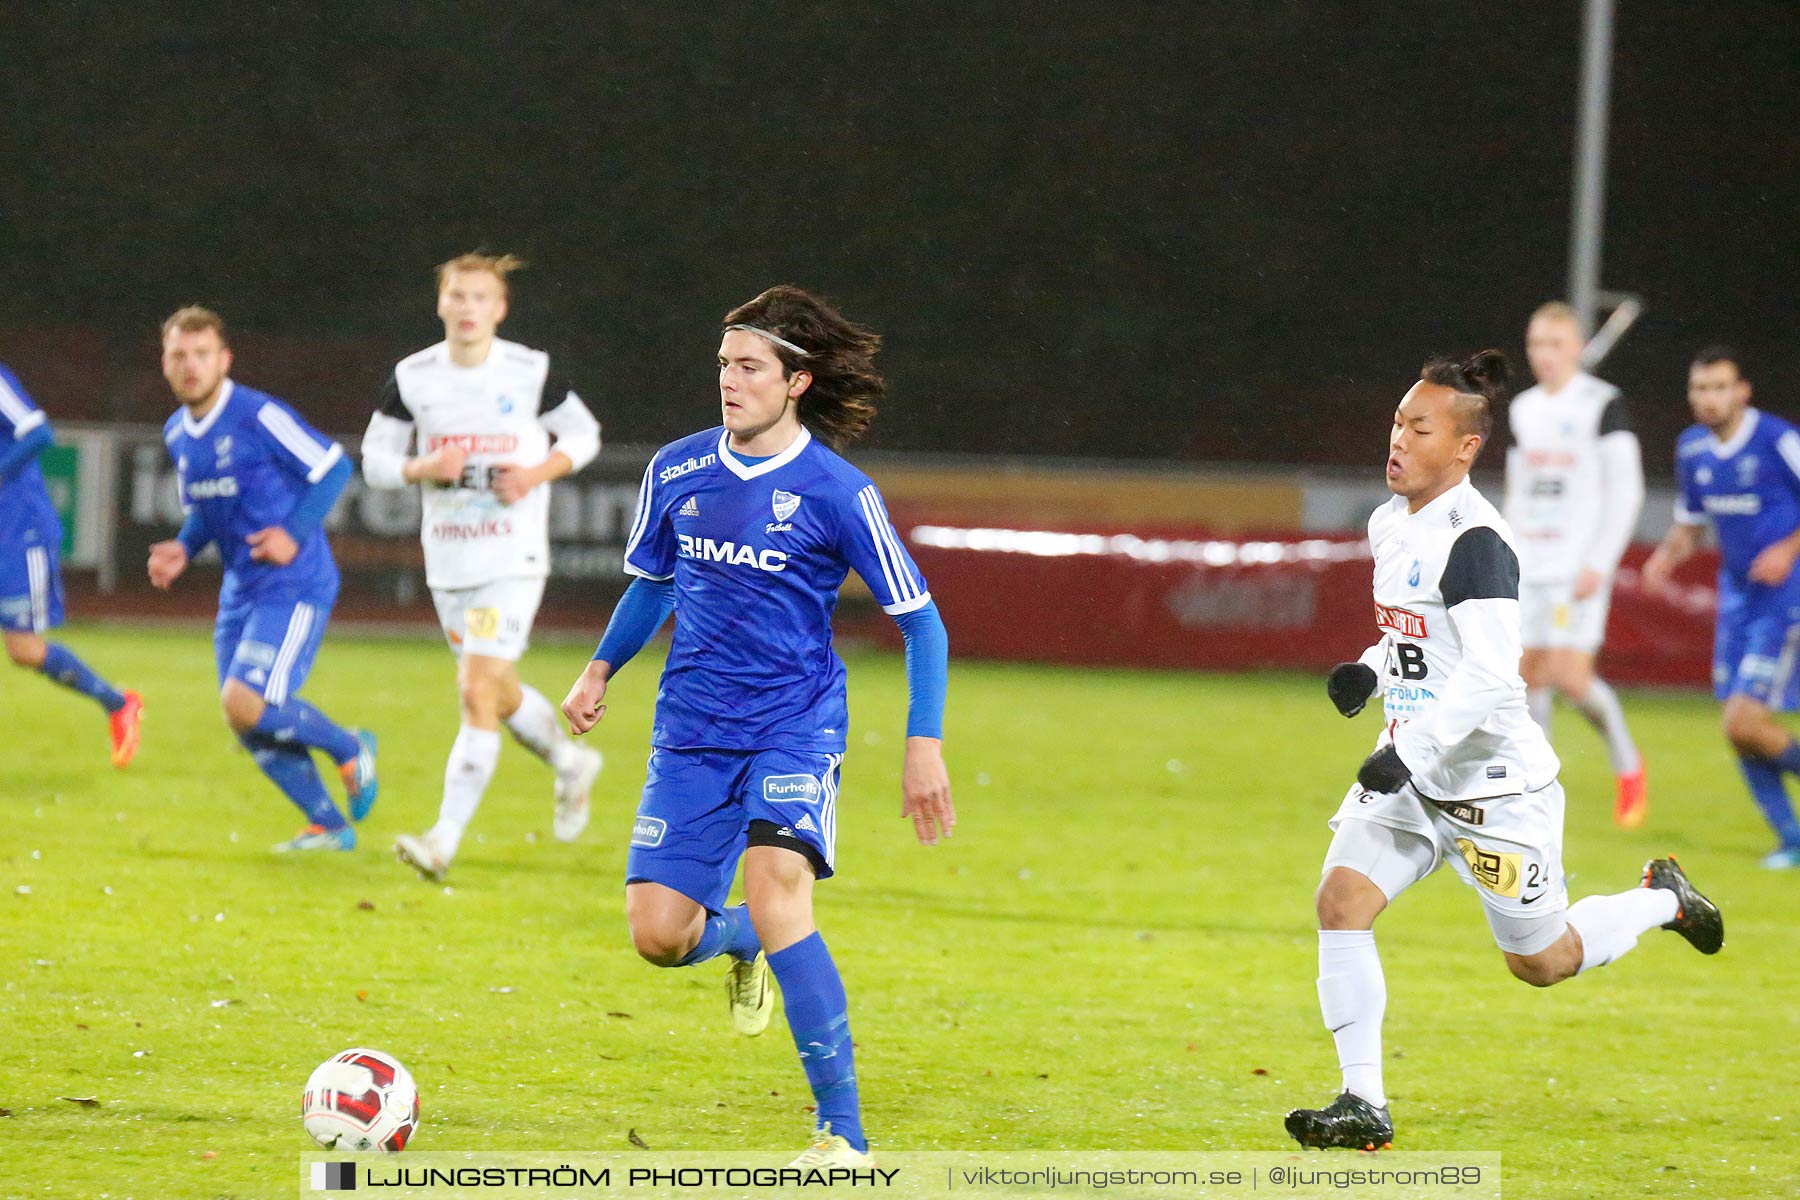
[725,323,812,359]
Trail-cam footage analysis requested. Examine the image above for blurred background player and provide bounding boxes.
[0,364,141,763]
[362,254,602,881]
[1290,351,1720,1151]
[147,307,377,851]
[560,286,952,1166]
[1504,302,1646,825]
[1644,348,1800,869]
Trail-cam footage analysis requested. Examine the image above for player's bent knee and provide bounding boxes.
[1315,867,1385,930]
[629,923,696,968]
[219,682,265,733]
[1504,952,1571,988]
[4,633,45,668]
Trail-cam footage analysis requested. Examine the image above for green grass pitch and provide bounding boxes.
[1,624,1795,1198]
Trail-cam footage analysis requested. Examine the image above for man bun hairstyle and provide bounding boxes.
[1421,349,1509,447]
[723,285,884,448]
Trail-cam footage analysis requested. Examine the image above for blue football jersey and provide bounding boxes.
[162,380,344,603]
[624,426,931,752]
[1676,409,1800,598]
[0,364,61,549]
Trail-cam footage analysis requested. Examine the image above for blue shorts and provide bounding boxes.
[1714,588,1800,710]
[0,537,64,634]
[626,747,844,913]
[215,595,333,705]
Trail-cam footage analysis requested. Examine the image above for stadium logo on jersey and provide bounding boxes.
[678,496,700,518]
[1374,602,1427,639]
[186,476,239,499]
[764,774,822,805]
[772,489,802,522]
[1407,560,1421,587]
[1454,837,1521,897]
[660,453,717,484]
[631,817,667,847]
[677,535,788,573]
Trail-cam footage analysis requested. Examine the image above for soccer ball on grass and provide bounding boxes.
[301,1048,420,1151]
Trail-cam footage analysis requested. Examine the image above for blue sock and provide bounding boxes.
[253,698,359,764]
[38,643,125,714]
[241,732,346,829]
[768,932,863,1151]
[673,904,762,966]
[1739,755,1800,847]
[1771,739,1800,778]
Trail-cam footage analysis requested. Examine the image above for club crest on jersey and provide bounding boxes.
[214,435,232,467]
[1737,455,1758,485]
[496,394,514,415]
[772,489,802,522]
[1374,602,1428,639]
[1407,560,1421,587]
[1696,466,1713,485]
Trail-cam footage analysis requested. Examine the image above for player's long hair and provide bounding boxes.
[723,286,884,448]
[1421,349,1509,449]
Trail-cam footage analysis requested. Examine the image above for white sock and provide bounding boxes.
[504,684,580,774]
[1317,930,1386,1107]
[1527,687,1554,736]
[430,725,501,858]
[1571,678,1641,775]
[1566,888,1678,973]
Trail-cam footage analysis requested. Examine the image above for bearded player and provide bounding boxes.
[1286,351,1721,1151]
[362,254,603,881]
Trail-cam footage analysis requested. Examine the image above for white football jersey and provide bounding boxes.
[1357,477,1561,803]
[359,339,601,590]
[1502,371,1644,583]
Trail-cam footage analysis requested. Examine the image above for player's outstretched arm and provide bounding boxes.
[893,601,952,844]
[0,420,52,484]
[563,577,676,734]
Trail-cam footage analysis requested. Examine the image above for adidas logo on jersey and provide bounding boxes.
[678,496,700,517]
[795,813,819,835]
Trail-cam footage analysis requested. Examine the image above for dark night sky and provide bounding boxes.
[2,2,1795,470]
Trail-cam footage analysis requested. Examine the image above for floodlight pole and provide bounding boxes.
[1568,0,1615,340]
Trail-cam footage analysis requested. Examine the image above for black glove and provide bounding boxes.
[1357,744,1412,793]
[1326,662,1379,718]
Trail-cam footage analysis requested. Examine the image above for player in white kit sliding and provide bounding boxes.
[1285,350,1721,1151]
[360,253,603,880]
[1504,302,1646,826]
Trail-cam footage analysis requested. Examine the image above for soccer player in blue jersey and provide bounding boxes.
[145,307,377,852]
[560,287,952,1166]
[0,365,142,763]
[1645,347,1800,868]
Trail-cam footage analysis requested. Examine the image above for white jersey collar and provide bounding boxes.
[1405,474,1475,526]
[718,425,812,480]
[182,378,235,438]
[1709,408,1759,459]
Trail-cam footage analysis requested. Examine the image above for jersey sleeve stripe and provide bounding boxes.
[257,403,334,468]
[867,487,923,596]
[1776,431,1800,485]
[0,373,35,424]
[857,486,909,604]
[622,461,656,565]
[882,591,934,616]
[304,442,344,484]
[10,408,46,438]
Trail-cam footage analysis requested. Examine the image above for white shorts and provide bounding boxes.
[430,577,546,662]
[1324,778,1569,955]
[1519,578,1612,653]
